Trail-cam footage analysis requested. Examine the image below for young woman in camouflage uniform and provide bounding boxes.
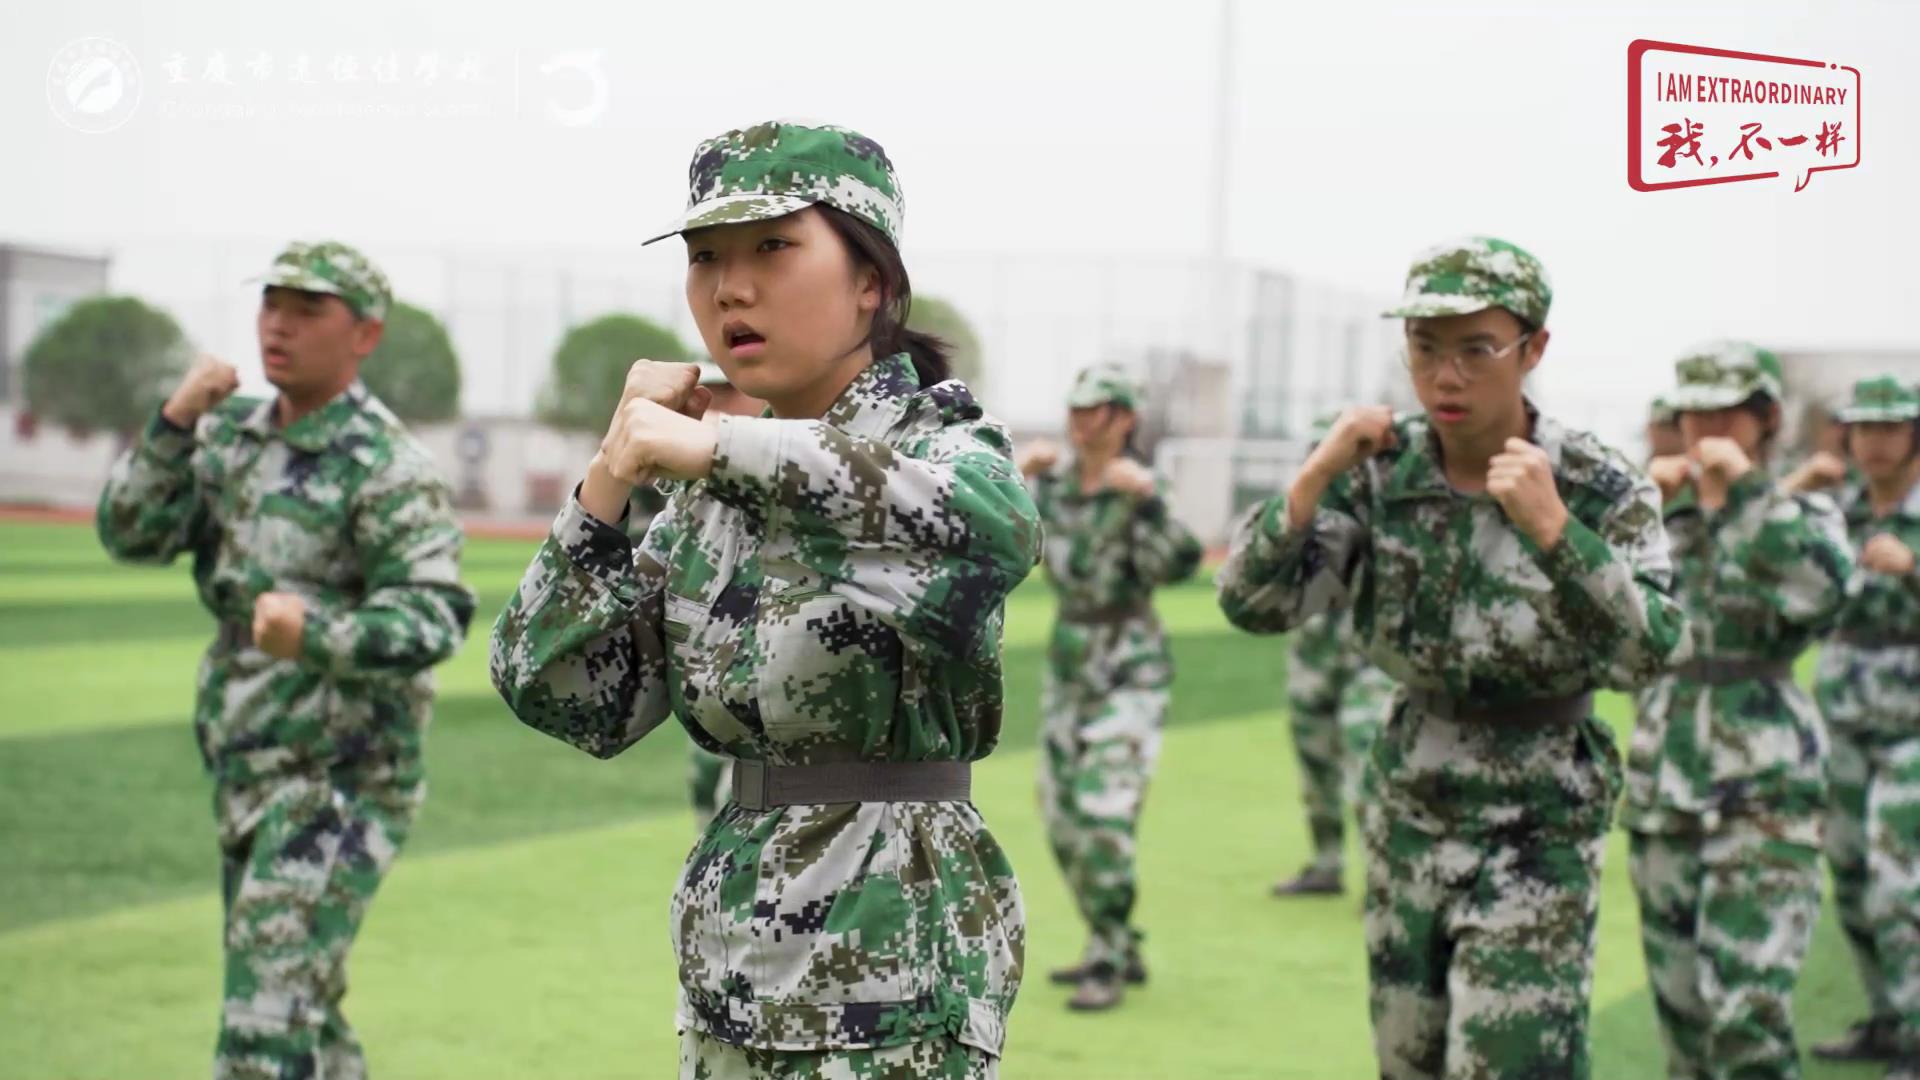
[489,122,1041,1080]
[1630,343,1854,1080]
[1803,376,1920,1077]
[1015,365,1202,1011]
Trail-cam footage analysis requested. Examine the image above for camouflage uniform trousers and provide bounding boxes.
[680,1030,993,1079]
[1287,632,1393,873]
[1363,810,1605,1080]
[1629,815,1824,1080]
[214,767,421,1080]
[688,743,732,831]
[1826,725,1920,1051]
[1038,675,1164,971]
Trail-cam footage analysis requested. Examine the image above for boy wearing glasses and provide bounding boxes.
[1217,236,1691,1079]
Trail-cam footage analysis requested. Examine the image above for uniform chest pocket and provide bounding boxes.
[755,581,901,750]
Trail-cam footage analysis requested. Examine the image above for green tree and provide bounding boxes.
[362,301,461,423]
[906,295,984,391]
[539,313,692,433]
[23,296,189,438]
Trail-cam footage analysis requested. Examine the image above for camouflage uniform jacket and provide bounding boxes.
[489,353,1041,1055]
[1624,470,1853,838]
[1815,479,1920,733]
[1217,405,1691,839]
[96,381,475,784]
[1032,462,1202,692]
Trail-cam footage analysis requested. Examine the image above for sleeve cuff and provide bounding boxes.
[299,611,344,672]
[1720,468,1774,515]
[706,415,789,526]
[552,495,638,593]
[1530,515,1614,583]
[143,408,196,461]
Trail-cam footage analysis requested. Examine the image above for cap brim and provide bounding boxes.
[1381,294,1492,320]
[641,193,821,246]
[1668,385,1753,412]
[249,266,348,299]
[1837,406,1920,423]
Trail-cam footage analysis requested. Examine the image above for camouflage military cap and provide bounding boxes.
[1382,236,1552,328]
[1067,364,1143,411]
[254,240,391,321]
[642,121,904,248]
[1836,374,1920,423]
[1668,340,1784,411]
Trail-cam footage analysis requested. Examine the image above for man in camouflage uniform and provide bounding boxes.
[1274,414,1397,898]
[97,241,475,1079]
[1628,343,1853,1080]
[1217,236,1691,1079]
[1807,377,1920,1075]
[1018,365,1202,1011]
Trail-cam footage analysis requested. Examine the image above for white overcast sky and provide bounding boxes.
[3,0,1916,431]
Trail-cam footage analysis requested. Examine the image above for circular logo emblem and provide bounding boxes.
[46,37,143,134]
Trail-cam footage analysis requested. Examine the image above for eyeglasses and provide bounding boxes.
[1401,333,1534,382]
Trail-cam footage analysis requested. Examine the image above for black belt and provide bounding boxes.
[1672,657,1794,685]
[216,621,254,651]
[1404,687,1594,726]
[1057,601,1149,625]
[1832,628,1920,649]
[728,759,972,811]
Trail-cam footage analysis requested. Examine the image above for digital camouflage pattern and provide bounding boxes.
[1217,402,1690,1078]
[1665,340,1786,413]
[1625,454,1852,1079]
[1836,375,1920,425]
[1628,821,1824,1080]
[680,1029,993,1079]
[1064,364,1145,412]
[489,353,1040,1057]
[96,379,473,1079]
[1815,452,1920,1053]
[1380,235,1553,328]
[1029,454,1201,972]
[644,121,905,247]
[215,771,421,1080]
[1287,610,1395,875]
[98,382,475,784]
[255,240,393,321]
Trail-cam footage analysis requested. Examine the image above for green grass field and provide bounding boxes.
[0,519,1883,1079]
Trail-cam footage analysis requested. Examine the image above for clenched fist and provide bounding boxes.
[252,592,308,660]
[1016,439,1060,478]
[1304,405,1397,481]
[1648,455,1694,502]
[1100,457,1158,498]
[1785,450,1849,494]
[162,354,240,428]
[1693,437,1755,482]
[603,397,719,485]
[1863,533,1917,576]
[1487,438,1570,550]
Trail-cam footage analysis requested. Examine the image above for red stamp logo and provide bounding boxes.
[1627,39,1860,193]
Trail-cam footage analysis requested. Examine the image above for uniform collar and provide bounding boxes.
[1382,397,1560,502]
[818,352,922,442]
[237,380,371,452]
